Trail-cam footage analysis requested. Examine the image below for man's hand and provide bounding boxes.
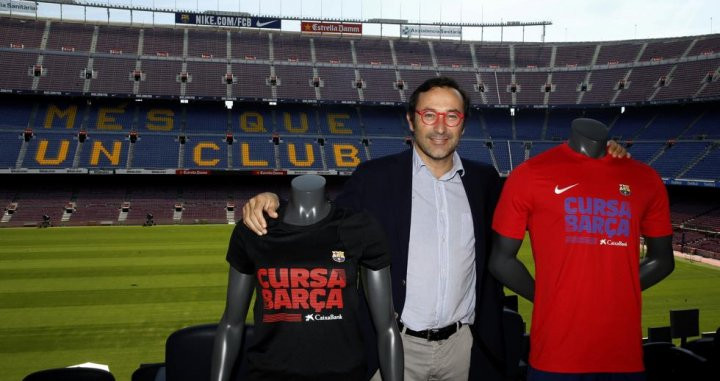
[607,140,631,159]
[242,192,280,236]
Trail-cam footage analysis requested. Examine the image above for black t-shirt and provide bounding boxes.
[226,204,391,381]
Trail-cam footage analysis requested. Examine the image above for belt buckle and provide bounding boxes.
[428,328,440,341]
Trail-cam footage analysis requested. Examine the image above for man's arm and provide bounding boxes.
[607,140,631,158]
[242,192,280,236]
[210,269,255,381]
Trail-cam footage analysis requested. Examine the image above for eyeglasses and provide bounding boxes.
[415,110,465,127]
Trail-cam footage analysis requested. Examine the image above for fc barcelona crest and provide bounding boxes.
[619,184,631,196]
[332,251,346,263]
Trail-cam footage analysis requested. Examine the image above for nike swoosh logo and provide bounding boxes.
[554,183,579,194]
[255,20,278,28]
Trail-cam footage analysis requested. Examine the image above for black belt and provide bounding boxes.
[397,321,462,341]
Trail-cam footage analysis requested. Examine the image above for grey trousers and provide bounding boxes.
[371,324,473,381]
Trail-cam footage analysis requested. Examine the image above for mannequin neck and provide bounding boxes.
[567,118,609,159]
[283,175,332,226]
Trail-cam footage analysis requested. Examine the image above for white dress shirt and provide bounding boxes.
[400,147,477,331]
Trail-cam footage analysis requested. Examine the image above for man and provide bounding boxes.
[243,77,629,380]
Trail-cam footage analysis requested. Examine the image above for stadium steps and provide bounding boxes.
[173,203,183,222]
[225,31,232,97]
[648,64,678,102]
[133,29,144,95]
[30,21,51,92]
[487,143,501,174]
[630,113,660,141]
[677,143,717,178]
[610,67,633,104]
[82,26,99,93]
[429,40,438,68]
[647,143,670,166]
[309,39,322,101]
[118,205,128,222]
[15,139,29,168]
[388,40,406,103]
[540,109,550,140]
[1,211,12,223]
[677,111,708,140]
[226,200,236,224]
[681,38,699,60]
[179,29,189,97]
[576,70,592,104]
[350,41,365,102]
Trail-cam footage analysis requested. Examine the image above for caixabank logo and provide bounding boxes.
[257,267,347,323]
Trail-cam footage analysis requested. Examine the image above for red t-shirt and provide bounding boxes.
[492,143,672,373]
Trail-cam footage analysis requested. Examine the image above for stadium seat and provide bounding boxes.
[131,323,254,381]
[643,342,709,380]
[23,367,115,381]
[130,363,164,381]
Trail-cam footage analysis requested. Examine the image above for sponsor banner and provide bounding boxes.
[175,13,281,29]
[6,168,88,174]
[401,24,462,38]
[285,169,337,176]
[0,0,37,13]
[251,169,287,176]
[115,169,176,175]
[666,179,718,188]
[176,169,211,175]
[301,21,362,35]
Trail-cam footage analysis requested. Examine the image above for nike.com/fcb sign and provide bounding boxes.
[175,13,281,29]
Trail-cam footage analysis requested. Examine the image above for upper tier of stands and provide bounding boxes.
[1,16,718,106]
[1,97,718,181]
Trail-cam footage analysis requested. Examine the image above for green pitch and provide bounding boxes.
[0,226,718,381]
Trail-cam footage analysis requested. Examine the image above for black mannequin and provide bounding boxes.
[210,175,403,381]
[488,118,674,301]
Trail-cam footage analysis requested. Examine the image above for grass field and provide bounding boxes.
[1,226,719,380]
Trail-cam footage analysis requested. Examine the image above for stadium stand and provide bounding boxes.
[0,15,718,270]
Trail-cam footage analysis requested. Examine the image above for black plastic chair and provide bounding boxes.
[23,367,115,381]
[644,342,708,381]
[132,323,253,381]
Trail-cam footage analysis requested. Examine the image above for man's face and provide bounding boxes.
[407,86,465,165]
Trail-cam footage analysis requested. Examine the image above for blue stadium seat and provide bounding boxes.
[131,134,179,169]
[483,109,513,140]
[456,139,493,166]
[324,138,369,171]
[278,137,324,170]
[274,104,321,136]
[318,106,361,136]
[231,105,276,135]
[23,132,78,169]
[367,137,411,160]
[185,103,228,133]
[0,131,23,168]
[182,134,229,169]
[233,136,276,170]
[514,110,544,140]
[360,106,407,137]
[76,133,129,168]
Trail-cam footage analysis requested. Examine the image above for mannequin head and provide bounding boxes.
[283,175,331,226]
[568,118,610,159]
